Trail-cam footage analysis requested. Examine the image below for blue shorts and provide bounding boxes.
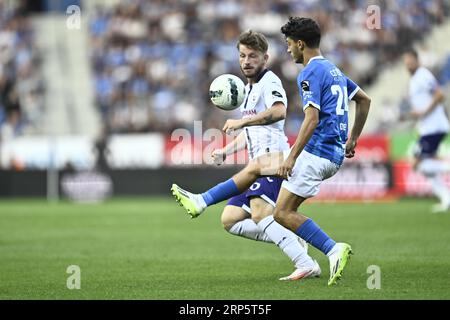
[227,177,283,214]
[414,133,447,159]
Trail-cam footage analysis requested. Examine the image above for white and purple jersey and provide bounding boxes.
[408,67,449,136]
[240,69,290,160]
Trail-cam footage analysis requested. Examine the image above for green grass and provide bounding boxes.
[0,197,449,299]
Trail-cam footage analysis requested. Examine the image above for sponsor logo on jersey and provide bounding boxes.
[242,109,257,117]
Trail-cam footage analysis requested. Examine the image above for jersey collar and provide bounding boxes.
[255,69,269,83]
[306,55,325,65]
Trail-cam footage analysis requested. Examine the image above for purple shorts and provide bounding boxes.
[227,177,283,213]
[414,133,447,159]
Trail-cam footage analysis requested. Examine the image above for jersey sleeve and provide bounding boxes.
[298,69,321,111]
[423,69,439,93]
[263,80,288,109]
[346,76,360,100]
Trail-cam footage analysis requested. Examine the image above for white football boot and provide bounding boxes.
[279,260,321,281]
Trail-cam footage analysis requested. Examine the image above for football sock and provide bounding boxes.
[228,219,272,243]
[418,159,450,175]
[428,174,450,205]
[258,215,313,269]
[201,178,240,206]
[295,218,336,255]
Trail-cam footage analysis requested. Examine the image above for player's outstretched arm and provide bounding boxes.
[212,131,246,165]
[346,89,371,158]
[240,102,286,127]
[222,102,286,134]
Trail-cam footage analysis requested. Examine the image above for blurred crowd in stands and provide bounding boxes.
[1,0,450,141]
[89,0,450,135]
[0,0,44,142]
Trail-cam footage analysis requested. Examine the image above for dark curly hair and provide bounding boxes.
[280,17,321,48]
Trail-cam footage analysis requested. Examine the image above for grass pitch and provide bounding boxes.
[0,197,449,300]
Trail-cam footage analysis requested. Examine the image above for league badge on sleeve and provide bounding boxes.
[301,81,310,92]
[272,91,283,98]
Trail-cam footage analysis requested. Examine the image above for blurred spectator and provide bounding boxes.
[439,54,450,85]
[0,0,44,141]
[88,0,450,136]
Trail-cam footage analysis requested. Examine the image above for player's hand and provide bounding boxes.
[345,139,357,158]
[277,156,295,180]
[223,119,245,134]
[211,148,226,166]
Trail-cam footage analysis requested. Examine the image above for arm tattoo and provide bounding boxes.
[262,114,277,125]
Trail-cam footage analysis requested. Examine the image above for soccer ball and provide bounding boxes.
[209,74,246,110]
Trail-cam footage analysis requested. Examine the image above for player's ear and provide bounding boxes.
[264,53,269,63]
[298,40,305,51]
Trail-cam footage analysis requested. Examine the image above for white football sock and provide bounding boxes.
[428,174,450,205]
[228,219,272,243]
[196,193,207,209]
[418,159,450,175]
[257,215,314,269]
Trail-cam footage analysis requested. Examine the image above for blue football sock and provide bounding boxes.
[201,178,240,206]
[295,218,336,255]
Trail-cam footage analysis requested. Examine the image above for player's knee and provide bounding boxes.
[221,214,235,231]
[245,162,260,176]
[222,223,233,232]
[221,217,233,231]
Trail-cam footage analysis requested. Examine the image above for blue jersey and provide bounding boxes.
[298,56,359,165]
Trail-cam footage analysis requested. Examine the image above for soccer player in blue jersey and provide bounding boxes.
[275,17,371,285]
[172,19,371,285]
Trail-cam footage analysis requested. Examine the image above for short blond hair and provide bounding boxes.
[236,30,268,53]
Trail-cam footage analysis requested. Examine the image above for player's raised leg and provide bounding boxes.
[171,152,284,218]
[273,187,352,286]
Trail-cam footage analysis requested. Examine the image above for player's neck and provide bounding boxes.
[248,68,268,85]
[410,65,420,75]
[303,49,322,66]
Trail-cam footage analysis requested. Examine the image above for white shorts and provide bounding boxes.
[281,150,340,198]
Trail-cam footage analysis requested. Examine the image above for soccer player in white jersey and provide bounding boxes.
[172,19,371,285]
[403,48,450,213]
[176,30,320,280]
